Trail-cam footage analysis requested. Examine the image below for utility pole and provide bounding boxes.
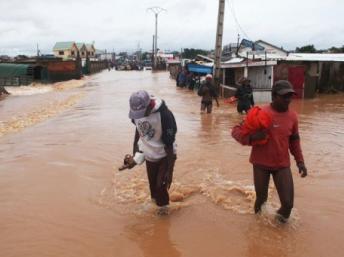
[236,33,240,55]
[152,35,155,66]
[147,7,166,70]
[36,43,40,57]
[214,0,225,90]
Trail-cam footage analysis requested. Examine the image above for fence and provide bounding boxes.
[0,76,33,86]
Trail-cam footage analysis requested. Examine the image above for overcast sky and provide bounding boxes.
[0,0,343,56]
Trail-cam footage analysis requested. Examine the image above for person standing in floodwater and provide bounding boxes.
[235,77,254,114]
[197,74,219,114]
[120,90,177,215]
[232,80,308,223]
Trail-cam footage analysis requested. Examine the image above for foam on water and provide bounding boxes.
[5,84,54,96]
[0,93,85,138]
[4,79,87,96]
[0,79,89,138]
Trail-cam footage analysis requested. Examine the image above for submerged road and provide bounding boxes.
[0,70,344,257]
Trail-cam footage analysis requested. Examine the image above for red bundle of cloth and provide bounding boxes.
[240,106,272,145]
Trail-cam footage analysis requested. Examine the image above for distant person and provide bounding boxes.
[187,72,196,90]
[235,77,254,114]
[119,90,177,215]
[232,80,307,223]
[176,70,187,87]
[197,74,219,114]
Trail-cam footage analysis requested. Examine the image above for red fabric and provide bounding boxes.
[240,106,272,145]
[224,96,237,104]
[232,105,304,169]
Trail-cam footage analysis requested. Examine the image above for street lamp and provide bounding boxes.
[147,6,166,70]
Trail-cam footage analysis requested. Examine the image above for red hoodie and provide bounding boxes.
[232,105,304,169]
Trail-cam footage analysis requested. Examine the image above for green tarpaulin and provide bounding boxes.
[0,63,30,77]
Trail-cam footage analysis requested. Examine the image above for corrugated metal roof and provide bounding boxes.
[221,59,277,68]
[224,58,245,63]
[286,53,344,62]
[53,42,75,51]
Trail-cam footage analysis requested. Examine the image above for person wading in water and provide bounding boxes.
[235,77,254,114]
[232,80,307,223]
[197,74,219,114]
[119,90,177,216]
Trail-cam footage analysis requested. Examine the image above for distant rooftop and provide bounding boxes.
[53,42,75,51]
[286,53,344,62]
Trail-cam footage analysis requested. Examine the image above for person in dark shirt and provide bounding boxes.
[197,74,219,114]
[235,77,254,114]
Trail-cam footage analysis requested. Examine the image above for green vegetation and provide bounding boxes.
[295,45,317,53]
[295,44,344,53]
[182,48,210,59]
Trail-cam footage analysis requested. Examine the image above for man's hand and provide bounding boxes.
[249,130,267,143]
[297,162,307,178]
[118,154,136,171]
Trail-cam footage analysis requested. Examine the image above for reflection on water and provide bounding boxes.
[0,70,344,257]
[245,217,303,257]
[126,218,181,257]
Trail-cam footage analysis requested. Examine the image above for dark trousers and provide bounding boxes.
[237,101,251,114]
[253,166,294,219]
[201,100,213,113]
[146,157,175,207]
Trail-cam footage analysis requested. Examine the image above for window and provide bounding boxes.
[59,51,64,55]
[82,52,85,55]
[71,51,75,56]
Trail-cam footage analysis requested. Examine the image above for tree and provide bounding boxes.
[295,45,317,53]
[182,48,210,59]
[329,45,344,53]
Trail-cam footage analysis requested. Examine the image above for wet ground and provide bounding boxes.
[0,70,343,257]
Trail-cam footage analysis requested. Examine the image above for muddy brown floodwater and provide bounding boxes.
[0,71,343,257]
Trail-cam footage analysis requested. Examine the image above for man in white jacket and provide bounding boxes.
[123,90,177,215]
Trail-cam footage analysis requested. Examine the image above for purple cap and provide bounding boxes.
[129,90,151,119]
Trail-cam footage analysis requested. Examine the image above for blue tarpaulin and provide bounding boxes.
[187,63,213,74]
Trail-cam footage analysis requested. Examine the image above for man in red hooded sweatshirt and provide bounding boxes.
[232,80,307,223]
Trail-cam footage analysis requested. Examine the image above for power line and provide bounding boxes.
[227,0,251,40]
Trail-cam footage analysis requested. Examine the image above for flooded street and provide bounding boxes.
[0,70,344,257]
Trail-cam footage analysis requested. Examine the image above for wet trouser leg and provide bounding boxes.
[253,166,271,213]
[206,103,213,113]
[146,157,170,207]
[272,168,294,219]
[201,101,213,113]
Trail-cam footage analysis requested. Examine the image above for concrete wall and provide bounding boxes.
[319,62,344,92]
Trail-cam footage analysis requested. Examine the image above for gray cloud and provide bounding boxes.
[0,0,343,56]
